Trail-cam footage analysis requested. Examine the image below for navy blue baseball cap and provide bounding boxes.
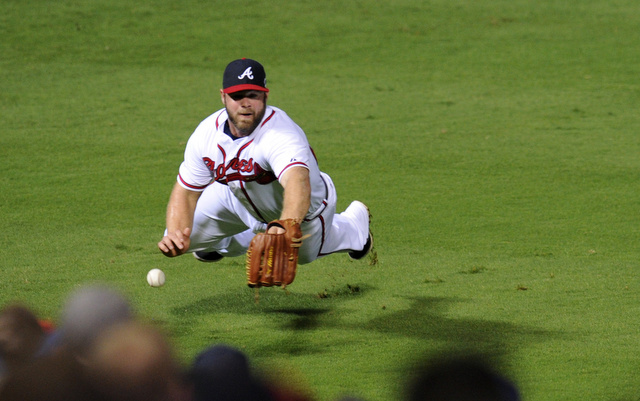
[222,58,269,94]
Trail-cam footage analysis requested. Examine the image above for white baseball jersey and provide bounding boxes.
[178,105,327,224]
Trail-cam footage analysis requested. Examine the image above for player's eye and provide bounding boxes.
[229,93,246,101]
[228,91,263,102]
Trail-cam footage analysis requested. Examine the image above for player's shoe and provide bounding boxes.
[193,251,224,263]
[344,201,373,260]
[349,231,373,260]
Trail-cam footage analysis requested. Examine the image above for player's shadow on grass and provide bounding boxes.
[360,296,554,359]
[171,290,335,356]
[270,308,330,330]
[170,288,333,316]
[272,295,553,360]
[173,290,556,359]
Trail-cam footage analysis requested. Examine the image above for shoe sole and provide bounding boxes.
[349,230,373,260]
[193,251,224,263]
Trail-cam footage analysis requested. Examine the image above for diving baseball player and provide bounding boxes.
[158,58,372,283]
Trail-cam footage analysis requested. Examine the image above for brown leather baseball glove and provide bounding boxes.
[246,219,303,288]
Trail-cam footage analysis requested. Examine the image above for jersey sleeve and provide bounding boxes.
[263,122,313,180]
[177,120,215,191]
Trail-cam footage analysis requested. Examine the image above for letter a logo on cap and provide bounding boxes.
[223,59,269,93]
[238,67,254,80]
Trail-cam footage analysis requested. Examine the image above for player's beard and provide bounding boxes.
[227,106,266,137]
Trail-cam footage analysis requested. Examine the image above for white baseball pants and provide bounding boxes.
[187,173,367,264]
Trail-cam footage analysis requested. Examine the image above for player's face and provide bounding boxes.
[221,90,267,137]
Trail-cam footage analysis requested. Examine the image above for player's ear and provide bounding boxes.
[220,89,226,105]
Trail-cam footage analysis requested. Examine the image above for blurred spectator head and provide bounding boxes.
[189,344,273,401]
[192,344,251,378]
[58,285,133,356]
[83,321,191,401]
[0,304,46,373]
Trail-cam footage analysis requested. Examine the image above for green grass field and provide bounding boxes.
[2,0,640,400]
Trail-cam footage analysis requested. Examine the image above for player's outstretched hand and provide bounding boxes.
[158,227,192,257]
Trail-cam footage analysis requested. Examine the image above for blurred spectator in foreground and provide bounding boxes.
[406,354,520,401]
[0,348,101,401]
[1,316,192,400]
[83,321,192,401]
[0,304,46,384]
[189,343,314,401]
[189,344,273,401]
[40,284,134,358]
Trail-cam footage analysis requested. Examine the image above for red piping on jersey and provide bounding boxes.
[309,147,318,163]
[316,215,328,257]
[261,110,276,126]
[178,174,207,190]
[277,161,308,180]
[236,140,253,157]
[239,181,268,223]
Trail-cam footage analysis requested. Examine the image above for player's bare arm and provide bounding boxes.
[269,166,311,234]
[158,183,202,257]
[246,165,310,287]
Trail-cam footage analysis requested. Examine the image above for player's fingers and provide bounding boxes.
[176,227,192,251]
[158,236,176,251]
[158,238,179,257]
[158,240,170,253]
[170,229,188,249]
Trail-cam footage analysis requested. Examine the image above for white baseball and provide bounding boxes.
[146,268,165,287]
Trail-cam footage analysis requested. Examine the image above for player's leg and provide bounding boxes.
[298,173,371,263]
[189,182,265,257]
[320,201,371,258]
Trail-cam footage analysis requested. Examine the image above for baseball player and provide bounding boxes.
[158,58,371,274]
